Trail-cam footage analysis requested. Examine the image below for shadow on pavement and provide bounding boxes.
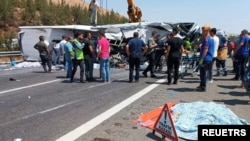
[213,78,237,81]
[167,87,196,92]
[217,85,241,89]
[32,70,46,73]
[181,77,199,80]
[61,80,72,83]
[56,76,68,79]
[218,91,249,97]
[180,80,200,84]
[179,77,200,84]
[145,81,168,85]
[92,137,111,141]
[112,79,129,83]
[213,99,250,105]
[146,132,165,141]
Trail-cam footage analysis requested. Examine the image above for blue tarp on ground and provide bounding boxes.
[171,101,249,140]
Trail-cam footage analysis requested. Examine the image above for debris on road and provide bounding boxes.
[9,78,20,81]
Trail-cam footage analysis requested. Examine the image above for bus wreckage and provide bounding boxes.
[18,22,201,67]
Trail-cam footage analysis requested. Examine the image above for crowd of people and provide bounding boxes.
[33,26,250,92]
[34,31,110,83]
[125,25,250,92]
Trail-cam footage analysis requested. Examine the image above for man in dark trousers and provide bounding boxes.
[154,34,165,72]
[126,32,148,83]
[82,32,96,82]
[196,24,214,91]
[142,31,158,78]
[70,32,85,83]
[34,35,52,72]
[165,27,184,85]
[232,29,250,87]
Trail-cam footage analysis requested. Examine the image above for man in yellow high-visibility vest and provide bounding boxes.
[70,32,86,83]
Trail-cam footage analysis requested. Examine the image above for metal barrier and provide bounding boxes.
[0,51,22,57]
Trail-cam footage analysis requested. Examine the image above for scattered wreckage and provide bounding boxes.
[18,22,201,67]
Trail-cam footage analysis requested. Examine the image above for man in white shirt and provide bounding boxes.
[89,0,99,25]
[60,35,67,67]
[54,42,61,64]
[207,28,219,83]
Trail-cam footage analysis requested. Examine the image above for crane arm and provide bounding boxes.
[127,0,142,23]
[127,0,134,6]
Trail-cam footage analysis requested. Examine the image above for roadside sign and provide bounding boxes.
[154,103,178,141]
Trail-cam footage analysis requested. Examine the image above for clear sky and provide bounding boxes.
[95,0,250,35]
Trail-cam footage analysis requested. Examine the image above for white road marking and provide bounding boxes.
[55,79,166,141]
[0,77,127,96]
[0,79,60,96]
[0,99,81,127]
[0,78,128,127]
[39,99,81,114]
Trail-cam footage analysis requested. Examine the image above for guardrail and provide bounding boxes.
[0,51,22,57]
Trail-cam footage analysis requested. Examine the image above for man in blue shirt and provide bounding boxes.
[196,24,214,92]
[232,29,249,87]
[64,36,73,78]
[126,32,148,83]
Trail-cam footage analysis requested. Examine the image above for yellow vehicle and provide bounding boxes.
[127,0,142,23]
